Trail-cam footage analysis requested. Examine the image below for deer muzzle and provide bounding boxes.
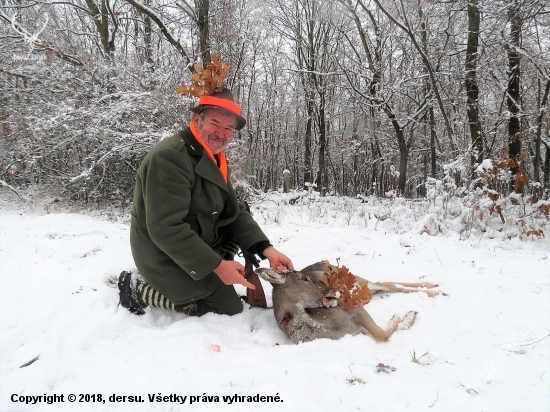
[321,291,340,307]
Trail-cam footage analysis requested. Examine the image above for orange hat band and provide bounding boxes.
[197,96,242,117]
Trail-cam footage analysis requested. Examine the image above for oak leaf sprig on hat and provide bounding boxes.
[176,54,231,97]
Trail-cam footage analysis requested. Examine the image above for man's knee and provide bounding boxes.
[178,299,242,316]
[204,284,243,316]
[221,299,243,316]
[176,285,243,316]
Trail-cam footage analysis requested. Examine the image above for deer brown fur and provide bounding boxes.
[255,261,440,344]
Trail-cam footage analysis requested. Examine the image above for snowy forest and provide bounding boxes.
[2,3,550,411]
[1,0,549,203]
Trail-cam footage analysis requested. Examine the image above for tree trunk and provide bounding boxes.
[534,79,550,197]
[393,119,408,195]
[143,0,154,70]
[196,0,211,62]
[373,0,456,152]
[349,1,383,193]
[84,0,115,58]
[429,106,437,178]
[303,96,313,189]
[315,95,327,195]
[418,1,437,178]
[465,0,483,173]
[544,140,550,194]
[507,0,522,184]
[126,0,192,68]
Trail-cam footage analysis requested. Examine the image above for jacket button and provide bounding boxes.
[190,271,196,275]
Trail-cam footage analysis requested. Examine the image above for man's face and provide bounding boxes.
[192,109,236,154]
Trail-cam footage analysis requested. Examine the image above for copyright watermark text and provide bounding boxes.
[11,392,284,406]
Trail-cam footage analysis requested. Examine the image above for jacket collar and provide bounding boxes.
[179,127,229,192]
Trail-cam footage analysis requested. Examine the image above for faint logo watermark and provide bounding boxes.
[11,11,49,54]
[447,318,545,408]
[13,53,45,62]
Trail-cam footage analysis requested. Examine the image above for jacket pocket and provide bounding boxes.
[196,213,216,245]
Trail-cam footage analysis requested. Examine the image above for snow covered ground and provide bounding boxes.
[1,193,549,412]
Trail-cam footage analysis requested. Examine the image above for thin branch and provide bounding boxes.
[124,0,193,70]
[2,10,84,66]
[47,1,94,16]
[499,30,550,81]
[0,180,22,198]
[175,0,196,20]
[287,69,343,76]
[0,67,32,80]
[371,0,456,151]
[19,355,39,368]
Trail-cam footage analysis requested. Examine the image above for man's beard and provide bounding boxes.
[208,135,227,153]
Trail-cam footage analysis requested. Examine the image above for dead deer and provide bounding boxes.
[255,261,440,344]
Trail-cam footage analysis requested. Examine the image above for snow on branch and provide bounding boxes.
[68,141,153,185]
[0,180,22,198]
[11,11,49,49]
[96,91,152,104]
[287,69,344,76]
[124,0,193,70]
[499,31,550,81]
[4,10,84,66]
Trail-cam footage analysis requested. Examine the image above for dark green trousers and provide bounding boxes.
[132,272,243,316]
[132,236,243,316]
[174,283,243,316]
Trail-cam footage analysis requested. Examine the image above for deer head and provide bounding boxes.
[255,268,340,309]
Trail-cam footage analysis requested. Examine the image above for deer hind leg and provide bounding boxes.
[397,310,417,330]
[348,308,417,342]
[368,281,440,297]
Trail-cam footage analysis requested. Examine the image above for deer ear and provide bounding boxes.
[254,268,286,284]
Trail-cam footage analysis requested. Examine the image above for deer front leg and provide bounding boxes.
[349,308,417,341]
[348,308,415,341]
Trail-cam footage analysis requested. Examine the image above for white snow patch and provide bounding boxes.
[1,194,549,411]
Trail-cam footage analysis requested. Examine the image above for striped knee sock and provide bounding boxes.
[133,278,175,310]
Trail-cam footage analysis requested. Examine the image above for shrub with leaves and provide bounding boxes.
[475,150,530,193]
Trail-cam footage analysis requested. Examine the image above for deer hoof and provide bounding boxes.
[398,311,417,330]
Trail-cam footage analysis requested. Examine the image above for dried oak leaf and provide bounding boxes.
[322,265,372,310]
[175,84,189,95]
[176,53,231,97]
[538,204,550,216]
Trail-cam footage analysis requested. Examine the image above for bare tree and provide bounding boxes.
[465,0,483,174]
[371,0,456,153]
[505,0,523,184]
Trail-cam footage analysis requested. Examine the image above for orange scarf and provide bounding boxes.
[190,123,228,183]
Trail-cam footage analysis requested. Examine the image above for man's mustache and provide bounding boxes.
[208,135,226,143]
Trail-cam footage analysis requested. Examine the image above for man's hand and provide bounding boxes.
[262,246,294,272]
[213,260,256,290]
